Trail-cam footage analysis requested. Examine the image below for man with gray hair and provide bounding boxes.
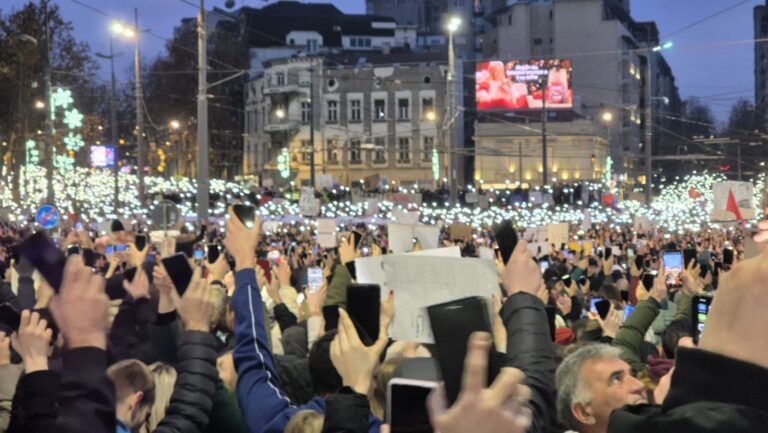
[556,344,647,433]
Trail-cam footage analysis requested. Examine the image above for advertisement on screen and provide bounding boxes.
[90,146,116,168]
[475,59,573,111]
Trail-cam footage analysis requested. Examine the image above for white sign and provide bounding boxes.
[355,246,461,295]
[547,223,569,247]
[317,174,335,190]
[478,246,495,261]
[465,192,479,204]
[385,256,499,343]
[711,181,755,222]
[316,218,337,248]
[391,209,420,225]
[582,210,592,232]
[365,199,379,216]
[299,188,320,217]
[388,223,440,253]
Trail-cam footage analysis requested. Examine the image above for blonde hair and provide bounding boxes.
[370,357,406,420]
[141,363,177,433]
[284,410,323,433]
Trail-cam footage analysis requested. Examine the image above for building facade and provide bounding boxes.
[483,0,680,184]
[756,2,768,129]
[244,53,448,187]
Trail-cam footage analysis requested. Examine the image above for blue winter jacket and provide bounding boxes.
[232,268,381,433]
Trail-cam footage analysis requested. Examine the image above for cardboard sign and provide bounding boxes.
[711,181,756,222]
[299,188,320,217]
[547,223,569,248]
[449,223,473,241]
[316,218,337,248]
[392,209,420,225]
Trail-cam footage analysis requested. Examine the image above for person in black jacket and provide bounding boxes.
[499,240,558,433]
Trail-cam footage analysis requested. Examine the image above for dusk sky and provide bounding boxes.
[2,0,762,124]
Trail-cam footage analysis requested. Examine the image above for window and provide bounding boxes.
[365,38,371,47]
[276,72,285,86]
[398,98,410,120]
[398,137,411,163]
[422,97,435,120]
[301,102,311,124]
[307,39,318,53]
[508,14,512,25]
[350,139,362,164]
[327,100,338,123]
[422,136,434,161]
[301,140,312,163]
[533,38,543,46]
[374,99,386,121]
[326,139,339,165]
[350,99,361,122]
[374,137,386,163]
[289,38,295,45]
[351,38,358,47]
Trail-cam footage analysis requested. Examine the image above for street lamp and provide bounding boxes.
[111,14,146,207]
[445,15,461,205]
[644,39,673,205]
[601,111,613,123]
[274,108,286,119]
[34,100,45,109]
[170,120,181,130]
[424,109,437,122]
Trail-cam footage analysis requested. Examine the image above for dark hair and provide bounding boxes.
[308,330,343,395]
[662,319,691,359]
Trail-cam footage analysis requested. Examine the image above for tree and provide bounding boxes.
[0,1,103,200]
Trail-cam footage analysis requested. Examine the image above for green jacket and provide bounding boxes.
[612,298,661,373]
[325,264,352,307]
[206,380,248,433]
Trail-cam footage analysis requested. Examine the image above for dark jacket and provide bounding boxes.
[322,388,371,433]
[205,380,248,433]
[154,330,219,433]
[58,347,116,433]
[6,369,61,433]
[108,295,154,364]
[500,292,557,433]
[612,298,660,374]
[608,348,768,432]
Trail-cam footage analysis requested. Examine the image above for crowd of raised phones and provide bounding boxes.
[0,209,766,433]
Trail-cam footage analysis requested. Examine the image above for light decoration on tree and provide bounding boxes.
[277,148,290,178]
[25,140,39,165]
[63,109,84,129]
[50,88,73,117]
[54,154,75,171]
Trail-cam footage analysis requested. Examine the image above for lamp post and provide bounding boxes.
[446,15,461,205]
[96,38,122,213]
[111,14,145,208]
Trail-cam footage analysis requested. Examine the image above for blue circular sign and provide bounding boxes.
[35,204,60,229]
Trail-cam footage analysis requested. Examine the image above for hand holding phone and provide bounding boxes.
[387,379,438,433]
[232,204,256,229]
[307,267,323,293]
[161,253,194,295]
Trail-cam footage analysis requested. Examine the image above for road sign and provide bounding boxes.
[35,204,60,229]
[151,200,180,230]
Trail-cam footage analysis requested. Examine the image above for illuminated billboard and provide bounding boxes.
[475,59,573,111]
[90,145,116,168]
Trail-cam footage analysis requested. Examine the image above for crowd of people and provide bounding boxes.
[0,208,766,433]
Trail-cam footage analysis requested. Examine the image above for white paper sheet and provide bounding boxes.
[478,246,495,261]
[317,218,337,248]
[355,247,461,298]
[383,255,499,343]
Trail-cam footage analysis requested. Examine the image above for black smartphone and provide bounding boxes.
[105,274,127,300]
[323,305,340,332]
[0,303,21,331]
[620,290,629,303]
[19,232,66,292]
[494,220,518,265]
[345,284,380,344]
[232,204,256,229]
[723,247,734,266]
[545,306,557,341]
[427,296,501,405]
[387,379,437,433]
[351,231,363,250]
[683,248,697,269]
[562,274,572,287]
[206,244,221,264]
[604,247,613,260]
[161,253,194,296]
[82,248,95,268]
[634,254,644,270]
[593,299,611,320]
[124,267,138,283]
[692,294,713,344]
[135,234,147,252]
[642,271,657,291]
[66,245,81,256]
[578,275,588,286]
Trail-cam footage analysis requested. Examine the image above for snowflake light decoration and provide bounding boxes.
[432,148,440,181]
[277,148,290,179]
[63,109,84,129]
[51,88,73,109]
[63,132,85,152]
[54,155,75,171]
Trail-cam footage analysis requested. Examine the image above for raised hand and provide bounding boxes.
[11,310,53,373]
[123,267,150,300]
[205,252,230,282]
[501,240,544,299]
[50,255,109,350]
[172,267,214,333]
[338,233,357,265]
[0,332,10,366]
[306,283,328,317]
[330,308,389,394]
[596,305,623,339]
[681,259,704,296]
[127,243,148,268]
[427,333,532,433]
[223,206,260,271]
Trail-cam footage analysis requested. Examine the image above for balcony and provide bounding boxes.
[263,75,308,96]
[264,118,299,133]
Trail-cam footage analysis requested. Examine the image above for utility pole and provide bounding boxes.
[518,141,523,184]
[196,0,210,222]
[309,61,316,189]
[42,0,54,203]
[97,40,121,212]
[541,83,548,186]
[447,24,457,205]
[134,8,146,207]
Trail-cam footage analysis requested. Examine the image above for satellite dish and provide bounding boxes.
[225,0,236,8]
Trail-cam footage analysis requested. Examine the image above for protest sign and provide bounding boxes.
[547,223,569,247]
[711,181,755,222]
[388,223,440,253]
[299,188,319,217]
[316,218,337,248]
[355,246,461,293]
[449,223,473,241]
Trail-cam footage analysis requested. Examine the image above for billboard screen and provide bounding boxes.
[475,59,573,111]
[90,145,116,168]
